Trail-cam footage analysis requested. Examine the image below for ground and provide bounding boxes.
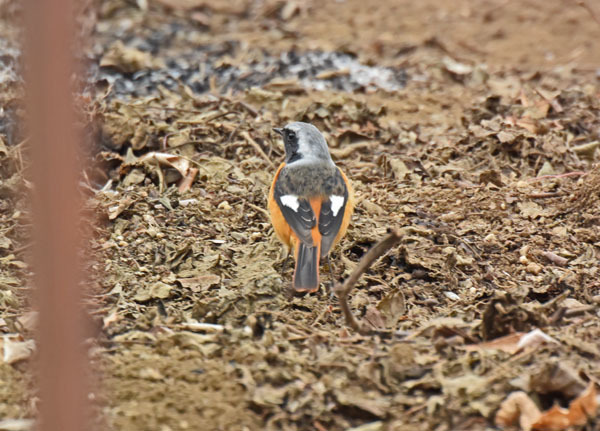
[1,0,600,430]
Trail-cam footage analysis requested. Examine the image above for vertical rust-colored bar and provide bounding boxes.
[24,0,89,429]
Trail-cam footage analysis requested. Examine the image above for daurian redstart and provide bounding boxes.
[268,122,354,292]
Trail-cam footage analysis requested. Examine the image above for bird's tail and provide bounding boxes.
[293,242,320,292]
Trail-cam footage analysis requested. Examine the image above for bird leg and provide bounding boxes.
[325,254,337,298]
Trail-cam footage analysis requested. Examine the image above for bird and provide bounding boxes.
[268,122,354,292]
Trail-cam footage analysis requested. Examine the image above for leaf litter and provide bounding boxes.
[1,0,600,430]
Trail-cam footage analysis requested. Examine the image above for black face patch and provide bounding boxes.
[283,129,300,162]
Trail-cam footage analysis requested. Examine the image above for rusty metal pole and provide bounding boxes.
[24,0,90,429]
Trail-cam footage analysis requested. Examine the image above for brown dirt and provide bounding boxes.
[2,1,600,430]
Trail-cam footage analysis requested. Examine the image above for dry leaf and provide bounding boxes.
[2,335,36,365]
[100,41,165,73]
[102,310,121,329]
[532,382,598,430]
[442,56,473,76]
[138,152,191,178]
[122,168,146,186]
[515,117,540,134]
[496,383,598,430]
[518,201,553,219]
[377,289,406,327]
[107,196,134,220]
[389,159,410,179]
[0,236,12,249]
[280,1,301,20]
[134,281,174,302]
[465,329,558,355]
[177,167,198,193]
[16,311,38,332]
[0,136,8,156]
[177,274,220,292]
[364,306,386,330]
[153,0,207,10]
[0,418,35,431]
[495,391,542,430]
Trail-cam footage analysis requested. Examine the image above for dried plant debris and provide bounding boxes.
[2,0,600,430]
[92,48,407,98]
[495,382,598,431]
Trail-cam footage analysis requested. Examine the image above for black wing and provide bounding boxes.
[318,185,349,258]
[274,182,316,246]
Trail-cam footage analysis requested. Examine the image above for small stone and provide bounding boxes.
[526,262,542,275]
[218,201,231,211]
[484,233,497,244]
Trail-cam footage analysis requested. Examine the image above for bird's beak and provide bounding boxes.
[273,128,284,136]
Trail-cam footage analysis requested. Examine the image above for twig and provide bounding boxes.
[540,251,568,266]
[333,229,403,333]
[527,192,562,198]
[528,171,587,182]
[575,0,600,26]
[241,131,275,168]
[564,305,597,317]
[246,202,270,220]
[124,102,219,115]
[235,101,259,117]
[175,111,238,125]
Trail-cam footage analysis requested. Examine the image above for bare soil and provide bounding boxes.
[1,1,600,430]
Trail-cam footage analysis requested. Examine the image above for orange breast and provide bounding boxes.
[268,163,293,249]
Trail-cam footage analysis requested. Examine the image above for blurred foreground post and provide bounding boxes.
[24,0,90,430]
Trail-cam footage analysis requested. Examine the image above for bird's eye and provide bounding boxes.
[286,130,296,140]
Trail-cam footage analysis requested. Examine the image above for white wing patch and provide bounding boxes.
[330,195,345,217]
[280,195,299,212]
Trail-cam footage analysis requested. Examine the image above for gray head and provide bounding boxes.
[273,122,332,164]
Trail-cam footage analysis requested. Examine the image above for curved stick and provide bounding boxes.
[333,228,403,333]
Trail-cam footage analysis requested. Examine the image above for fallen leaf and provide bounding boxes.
[122,168,146,186]
[346,422,383,431]
[0,136,8,156]
[532,382,597,430]
[153,0,206,10]
[530,361,587,398]
[17,311,38,332]
[518,201,553,219]
[515,117,540,134]
[134,281,174,302]
[571,141,600,160]
[335,388,390,418]
[389,159,410,179]
[465,329,559,355]
[102,310,121,329]
[100,41,165,73]
[178,167,198,193]
[0,418,35,431]
[107,196,134,220]
[2,335,36,364]
[537,161,555,177]
[137,152,191,178]
[252,385,287,407]
[442,56,473,76]
[139,367,164,381]
[280,1,301,20]
[495,391,542,431]
[177,274,220,292]
[0,236,11,249]
[364,306,386,330]
[377,289,406,327]
[495,382,598,430]
[316,68,350,80]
